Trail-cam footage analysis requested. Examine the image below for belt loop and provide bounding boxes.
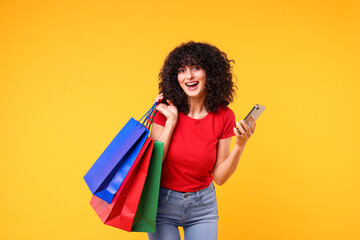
[165,189,171,201]
[196,190,201,202]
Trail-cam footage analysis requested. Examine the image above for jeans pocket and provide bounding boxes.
[201,187,217,206]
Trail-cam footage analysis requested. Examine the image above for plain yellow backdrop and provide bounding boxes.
[1,0,359,239]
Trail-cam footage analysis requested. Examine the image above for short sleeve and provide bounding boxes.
[153,110,167,127]
[219,107,236,139]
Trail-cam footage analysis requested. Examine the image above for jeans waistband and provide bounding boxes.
[160,182,214,199]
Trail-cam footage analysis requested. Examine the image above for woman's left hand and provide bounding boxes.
[233,115,256,149]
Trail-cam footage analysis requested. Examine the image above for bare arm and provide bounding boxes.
[150,121,176,161]
[150,94,178,161]
[213,116,256,185]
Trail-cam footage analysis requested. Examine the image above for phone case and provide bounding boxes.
[244,104,266,128]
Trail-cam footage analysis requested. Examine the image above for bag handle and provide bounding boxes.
[139,103,158,130]
[145,109,158,130]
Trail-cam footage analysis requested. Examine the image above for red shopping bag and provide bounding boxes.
[90,138,154,231]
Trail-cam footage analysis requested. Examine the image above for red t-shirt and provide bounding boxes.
[153,107,236,192]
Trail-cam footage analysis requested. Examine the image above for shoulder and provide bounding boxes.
[214,106,235,119]
[212,106,236,139]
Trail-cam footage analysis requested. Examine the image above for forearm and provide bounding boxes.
[213,144,244,185]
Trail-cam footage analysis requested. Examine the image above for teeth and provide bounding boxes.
[186,82,199,86]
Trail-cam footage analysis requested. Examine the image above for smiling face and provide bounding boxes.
[177,65,207,100]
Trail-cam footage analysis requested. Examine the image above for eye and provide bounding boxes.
[193,66,201,70]
[178,68,185,73]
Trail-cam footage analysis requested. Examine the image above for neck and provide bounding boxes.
[187,95,208,119]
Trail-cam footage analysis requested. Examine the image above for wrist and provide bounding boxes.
[233,143,244,153]
[165,118,177,128]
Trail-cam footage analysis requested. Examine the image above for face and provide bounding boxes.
[177,65,207,99]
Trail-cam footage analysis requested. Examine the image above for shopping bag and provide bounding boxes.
[131,140,164,232]
[84,103,157,203]
[90,138,154,231]
[94,131,148,203]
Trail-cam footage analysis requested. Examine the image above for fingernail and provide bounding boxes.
[240,120,244,123]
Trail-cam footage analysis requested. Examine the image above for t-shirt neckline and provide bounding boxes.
[181,112,211,122]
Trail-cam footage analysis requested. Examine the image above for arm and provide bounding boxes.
[212,116,256,185]
[150,94,178,161]
[150,121,176,161]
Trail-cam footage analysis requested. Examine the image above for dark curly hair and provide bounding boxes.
[159,41,236,114]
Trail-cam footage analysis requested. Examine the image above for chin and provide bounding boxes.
[187,91,205,99]
[181,85,205,99]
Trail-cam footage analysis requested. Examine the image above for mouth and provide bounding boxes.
[185,82,199,90]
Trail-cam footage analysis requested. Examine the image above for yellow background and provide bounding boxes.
[1,0,359,239]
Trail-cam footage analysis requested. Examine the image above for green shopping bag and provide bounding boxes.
[131,140,164,233]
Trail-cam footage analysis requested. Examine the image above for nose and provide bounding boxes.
[185,68,193,79]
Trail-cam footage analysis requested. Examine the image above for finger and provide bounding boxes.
[236,122,245,134]
[240,120,252,137]
[154,95,164,103]
[167,99,174,106]
[250,115,256,134]
[156,103,167,111]
[233,127,241,137]
[156,104,171,118]
[156,103,164,111]
[236,122,246,139]
[234,127,245,140]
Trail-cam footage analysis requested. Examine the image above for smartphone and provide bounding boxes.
[239,104,266,131]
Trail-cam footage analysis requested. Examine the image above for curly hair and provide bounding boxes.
[159,41,236,114]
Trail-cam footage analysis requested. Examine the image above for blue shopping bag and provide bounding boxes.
[83,103,157,203]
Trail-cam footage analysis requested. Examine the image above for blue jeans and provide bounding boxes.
[148,182,219,240]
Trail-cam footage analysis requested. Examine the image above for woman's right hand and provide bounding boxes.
[154,93,178,125]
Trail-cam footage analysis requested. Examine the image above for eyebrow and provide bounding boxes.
[178,64,200,68]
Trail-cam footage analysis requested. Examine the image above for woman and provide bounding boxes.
[148,41,256,240]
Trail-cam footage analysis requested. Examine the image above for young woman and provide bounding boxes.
[148,41,256,240]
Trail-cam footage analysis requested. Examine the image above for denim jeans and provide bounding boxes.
[148,182,219,240]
